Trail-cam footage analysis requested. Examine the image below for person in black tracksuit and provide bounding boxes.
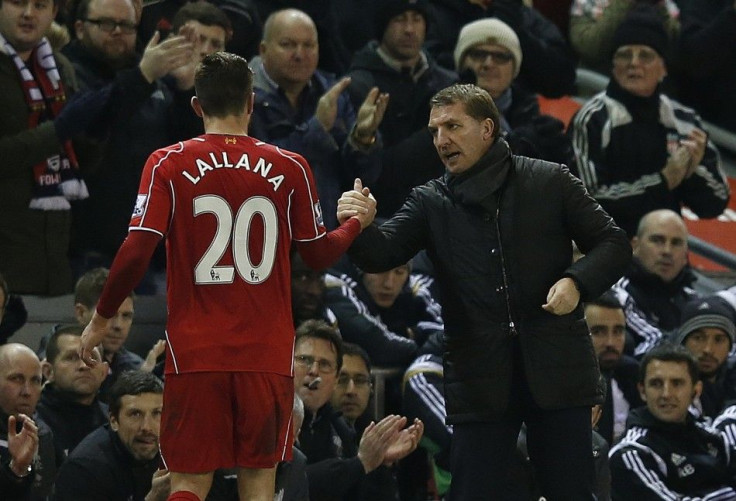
[610,344,736,500]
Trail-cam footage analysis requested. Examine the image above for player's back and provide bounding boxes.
[132,134,325,375]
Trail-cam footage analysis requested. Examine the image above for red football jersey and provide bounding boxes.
[130,134,326,375]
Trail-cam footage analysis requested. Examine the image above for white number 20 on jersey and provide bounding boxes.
[193,195,278,285]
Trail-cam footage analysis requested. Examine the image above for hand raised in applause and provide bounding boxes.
[140,340,167,373]
[7,414,38,477]
[315,77,352,132]
[383,418,424,465]
[139,30,195,83]
[352,87,389,146]
[337,178,377,229]
[357,415,406,473]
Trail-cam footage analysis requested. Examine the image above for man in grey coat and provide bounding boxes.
[337,83,631,500]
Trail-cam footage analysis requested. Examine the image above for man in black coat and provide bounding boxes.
[53,371,168,501]
[337,83,631,499]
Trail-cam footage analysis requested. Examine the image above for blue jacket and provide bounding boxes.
[248,57,381,229]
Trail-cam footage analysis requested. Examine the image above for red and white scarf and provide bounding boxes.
[0,33,88,210]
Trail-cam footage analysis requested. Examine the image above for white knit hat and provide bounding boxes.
[453,18,522,77]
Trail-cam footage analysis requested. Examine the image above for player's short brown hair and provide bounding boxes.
[195,52,253,118]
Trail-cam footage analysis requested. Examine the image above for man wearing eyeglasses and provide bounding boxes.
[570,6,729,238]
[61,0,197,287]
[293,320,423,501]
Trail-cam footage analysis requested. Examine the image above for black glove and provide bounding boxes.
[490,0,524,30]
[54,84,113,142]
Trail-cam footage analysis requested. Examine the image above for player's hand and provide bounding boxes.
[352,87,389,146]
[337,178,377,228]
[139,30,195,83]
[144,469,170,501]
[7,414,38,476]
[79,311,110,367]
[357,415,405,473]
[383,418,424,465]
[141,340,167,373]
[315,77,351,132]
[542,277,580,315]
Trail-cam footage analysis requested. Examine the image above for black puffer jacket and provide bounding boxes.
[349,139,631,422]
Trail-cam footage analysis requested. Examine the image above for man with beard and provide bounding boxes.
[53,370,170,500]
[674,295,736,420]
[62,0,195,285]
[585,291,642,445]
[36,325,109,458]
[613,209,701,357]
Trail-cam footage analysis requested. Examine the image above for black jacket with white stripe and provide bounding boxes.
[610,407,736,500]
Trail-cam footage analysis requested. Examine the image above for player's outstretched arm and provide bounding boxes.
[79,231,160,366]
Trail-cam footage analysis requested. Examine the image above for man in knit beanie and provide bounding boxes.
[346,0,457,217]
[452,17,573,166]
[675,295,736,419]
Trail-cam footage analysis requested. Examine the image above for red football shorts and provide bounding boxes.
[159,371,294,472]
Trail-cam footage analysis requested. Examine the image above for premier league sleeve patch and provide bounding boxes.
[314,201,324,227]
[132,194,148,217]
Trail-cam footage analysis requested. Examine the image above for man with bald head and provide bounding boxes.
[613,209,701,357]
[0,344,57,499]
[248,8,388,229]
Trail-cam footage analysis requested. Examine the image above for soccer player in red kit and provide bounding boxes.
[78,52,375,501]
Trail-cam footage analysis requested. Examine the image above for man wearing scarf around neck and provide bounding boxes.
[337,83,631,500]
[0,0,110,296]
[569,5,730,239]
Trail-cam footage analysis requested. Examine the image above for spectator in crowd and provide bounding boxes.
[37,325,108,458]
[0,344,57,500]
[252,0,350,75]
[585,291,642,445]
[332,343,374,431]
[325,261,445,368]
[166,1,232,143]
[294,320,423,501]
[675,0,736,133]
[138,0,260,61]
[454,17,574,166]
[0,0,110,296]
[609,343,736,500]
[613,209,700,357]
[54,370,169,500]
[291,250,338,329]
[338,83,631,499]
[570,7,730,238]
[569,0,680,74]
[332,342,404,500]
[674,295,736,420]
[0,413,38,499]
[346,0,457,217]
[424,0,578,98]
[63,0,195,284]
[248,8,387,229]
